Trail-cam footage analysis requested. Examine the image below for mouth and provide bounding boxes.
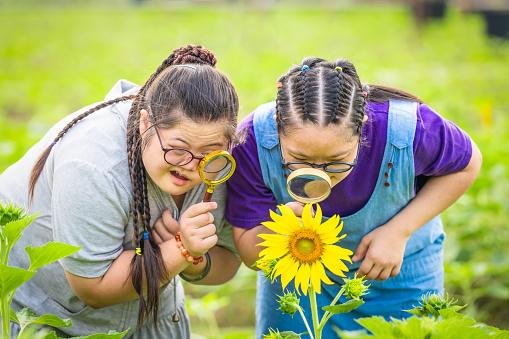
[169,170,190,185]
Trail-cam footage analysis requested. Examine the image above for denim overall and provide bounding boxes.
[253,101,445,338]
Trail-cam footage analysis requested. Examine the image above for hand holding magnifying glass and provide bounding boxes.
[198,150,236,202]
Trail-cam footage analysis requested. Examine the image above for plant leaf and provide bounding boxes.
[2,214,37,249]
[26,242,80,271]
[10,306,19,323]
[71,329,130,338]
[322,299,364,314]
[0,264,35,296]
[355,316,394,336]
[17,308,72,329]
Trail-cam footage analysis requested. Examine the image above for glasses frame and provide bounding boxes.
[280,136,361,174]
[153,126,205,166]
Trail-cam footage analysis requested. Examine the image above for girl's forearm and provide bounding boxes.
[387,141,482,236]
[182,245,241,285]
[233,225,269,269]
[65,238,190,308]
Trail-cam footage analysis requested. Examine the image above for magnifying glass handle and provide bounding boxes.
[203,189,214,203]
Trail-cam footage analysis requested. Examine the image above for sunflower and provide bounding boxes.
[258,203,352,295]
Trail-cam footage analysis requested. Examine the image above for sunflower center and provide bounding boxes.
[288,228,323,263]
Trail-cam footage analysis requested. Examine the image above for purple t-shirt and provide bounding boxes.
[225,101,473,229]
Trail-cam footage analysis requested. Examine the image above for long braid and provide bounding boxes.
[28,94,136,200]
[127,45,219,325]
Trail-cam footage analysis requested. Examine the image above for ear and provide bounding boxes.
[139,109,150,136]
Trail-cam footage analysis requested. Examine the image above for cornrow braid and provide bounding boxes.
[28,94,136,199]
[276,57,418,137]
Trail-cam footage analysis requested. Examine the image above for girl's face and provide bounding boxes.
[139,109,229,197]
[279,123,361,188]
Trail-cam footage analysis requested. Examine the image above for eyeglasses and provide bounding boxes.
[153,127,205,166]
[280,137,361,174]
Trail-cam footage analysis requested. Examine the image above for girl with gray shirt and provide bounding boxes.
[0,45,240,338]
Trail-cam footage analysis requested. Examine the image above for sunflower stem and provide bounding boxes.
[319,286,345,329]
[296,305,315,339]
[309,286,321,339]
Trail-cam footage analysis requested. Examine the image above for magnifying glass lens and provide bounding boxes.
[286,168,332,204]
[202,156,233,181]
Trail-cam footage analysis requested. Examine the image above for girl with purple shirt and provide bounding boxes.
[225,57,481,337]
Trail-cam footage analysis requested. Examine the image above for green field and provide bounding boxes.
[1,2,508,337]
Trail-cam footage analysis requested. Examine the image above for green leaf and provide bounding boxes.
[17,308,72,329]
[26,242,80,271]
[355,316,394,336]
[322,299,364,314]
[0,264,35,296]
[1,214,37,250]
[71,329,130,338]
[10,306,19,323]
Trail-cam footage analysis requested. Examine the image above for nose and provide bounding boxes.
[180,157,201,172]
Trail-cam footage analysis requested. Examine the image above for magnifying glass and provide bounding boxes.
[286,168,332,204]
[198,150,236,202]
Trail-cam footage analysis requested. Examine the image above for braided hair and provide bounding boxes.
[276,57,421,136]
[28,45,239,325]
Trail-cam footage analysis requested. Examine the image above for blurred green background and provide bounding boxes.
[1,0,508,338]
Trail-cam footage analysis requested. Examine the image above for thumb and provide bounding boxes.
[162,209,180,234]
[352,237,370,262]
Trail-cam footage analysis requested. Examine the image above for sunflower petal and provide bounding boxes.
[295,263,311,295]
[313,203,323,228]
[322,245,352,277]
[259,245,288,260]
[301,204,314,229]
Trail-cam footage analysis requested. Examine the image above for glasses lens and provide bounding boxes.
[324,163,353,173]
[285,162,309,171]
[165,149,193,166]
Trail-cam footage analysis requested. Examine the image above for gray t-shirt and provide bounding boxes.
[0,80,236,338]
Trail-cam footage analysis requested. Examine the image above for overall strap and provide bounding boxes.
[253,102,292,203]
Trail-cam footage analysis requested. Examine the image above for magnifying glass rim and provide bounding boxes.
[286,167,332,204]
[198,150,237,186]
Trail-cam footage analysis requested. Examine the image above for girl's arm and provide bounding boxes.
[181,244,240,285]
[64,202,219,308]
[233,225,267,269]
[65,239,189,309]
[354,141,482,279]
[378,140,481,239]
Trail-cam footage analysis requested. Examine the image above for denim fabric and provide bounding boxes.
[253,100,445,338]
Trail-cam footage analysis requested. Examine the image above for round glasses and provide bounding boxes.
[154,127,205,166]
[280,137,361,174]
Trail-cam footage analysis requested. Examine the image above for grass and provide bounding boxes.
[1,2,508,336]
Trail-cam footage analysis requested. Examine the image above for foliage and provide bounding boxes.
[1,3,508,335]
[0,202,128,338]
[337,294,509,338]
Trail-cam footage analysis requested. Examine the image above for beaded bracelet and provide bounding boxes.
[175,232,204,265]
[179,252,212,283]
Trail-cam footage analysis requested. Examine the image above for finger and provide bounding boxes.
[152,231,163,244]
[194,223,217,239]
[377,267,392,281]
[365,264,383,280]
[181,212,214,229]
[356,259,374,278]
[390,264,402,277]
[153,218,174,241]
[201,233,218,250]
[181,202,217,219]
[162,209,180,234]
[352,237,370,262]
[285,201,305,217]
